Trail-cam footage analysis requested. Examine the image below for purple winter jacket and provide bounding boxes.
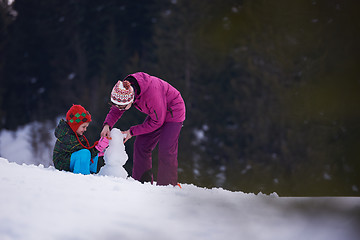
[103,72,186,136]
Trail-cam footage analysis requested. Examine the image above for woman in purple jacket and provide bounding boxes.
[101,72,186,186]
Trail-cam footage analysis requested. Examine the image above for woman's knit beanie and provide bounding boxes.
[110,80,135,105]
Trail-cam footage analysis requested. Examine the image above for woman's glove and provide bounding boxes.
[95,137,110,153]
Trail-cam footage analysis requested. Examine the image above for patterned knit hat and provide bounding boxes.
[66,105,91,133]
[110,80,135,105]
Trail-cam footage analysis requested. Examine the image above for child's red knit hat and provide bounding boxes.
[66,105,91,133]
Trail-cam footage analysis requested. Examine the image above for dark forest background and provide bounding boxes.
[1,0,359,196]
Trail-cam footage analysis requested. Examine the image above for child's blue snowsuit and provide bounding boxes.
[70,149,99,174]
[70,149,98,174]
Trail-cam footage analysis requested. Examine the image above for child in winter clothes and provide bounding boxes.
[53,104,109,174]
[101,72,186,186]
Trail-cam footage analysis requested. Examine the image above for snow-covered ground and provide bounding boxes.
[1,122,360,240]
[1,158,359,240]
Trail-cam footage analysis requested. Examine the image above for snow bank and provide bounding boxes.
[0,158,359,240]
[0,121,56,167]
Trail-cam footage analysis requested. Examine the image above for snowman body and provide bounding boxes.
[98,128,128,178]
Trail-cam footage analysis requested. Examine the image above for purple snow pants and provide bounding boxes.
[132,122,183,186]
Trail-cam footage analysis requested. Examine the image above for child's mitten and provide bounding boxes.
[95,137,109,153]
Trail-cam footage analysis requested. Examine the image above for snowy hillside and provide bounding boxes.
[1,158,359,240]
[0,121,57,167]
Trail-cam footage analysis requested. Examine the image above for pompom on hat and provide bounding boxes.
[110,80,135,105]
[66,104,92,133]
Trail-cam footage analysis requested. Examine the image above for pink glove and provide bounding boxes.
[95,137,109,153]
[98,151,105,157]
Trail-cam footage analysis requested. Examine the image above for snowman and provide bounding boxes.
[98,128,128,178]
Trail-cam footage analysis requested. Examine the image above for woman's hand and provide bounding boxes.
[101,125,111,138]
[122,129,132,143]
